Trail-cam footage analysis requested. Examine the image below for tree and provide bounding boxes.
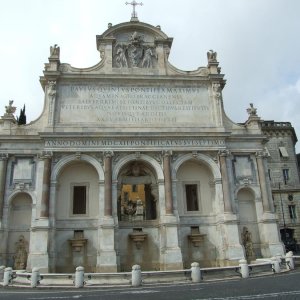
[17,104,26,125]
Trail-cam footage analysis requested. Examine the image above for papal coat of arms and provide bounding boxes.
[113,31,157,68]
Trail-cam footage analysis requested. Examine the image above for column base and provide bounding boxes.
[160,247,183,270]
[96,250,117,272]
[27,227,49,272]
[259,214,285,257]
[159,220,183,271]
[27,253,49,272]
[261,242,285,258]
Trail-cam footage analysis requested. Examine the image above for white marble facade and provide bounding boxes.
[0,19,284,272]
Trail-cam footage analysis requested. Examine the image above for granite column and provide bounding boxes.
[219,151,233,213]
[256,152,271,212]
[0,154,8,221]
[163,151,173,215]
[104,152,113,217]
[40,155,52,218]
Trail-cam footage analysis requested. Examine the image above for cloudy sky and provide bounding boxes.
[1,0,300,151]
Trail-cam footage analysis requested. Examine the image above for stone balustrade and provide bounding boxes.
[0,254,297,288]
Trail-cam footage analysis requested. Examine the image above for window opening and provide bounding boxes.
[289,205,297,223]
[279,147,289,158]
[283,169,289,184]
[119,184,156,221]
[73,185,86,214]
[185,184,199,211]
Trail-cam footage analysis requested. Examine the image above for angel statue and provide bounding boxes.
[207,49,217,62]
[5,100,16,115]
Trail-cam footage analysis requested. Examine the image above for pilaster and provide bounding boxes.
[160,151,183,270]
[256,151,271,212]
[0,154,8,225]
[104,151,113,217]
[163,151,173,215]
[218,150,233,213]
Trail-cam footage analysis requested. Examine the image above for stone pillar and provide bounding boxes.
[131,264,142,287]
[31,268,40,288]
[27,153,51,272]
[0,154,8,222]
[256,152,271,212]
[285,251,295,270]
[271,257,281,273]
[219,151,233,213]
[163,151,173,215]
[40,154,52,218]
[0,265,5,281]
[75,266,84,288]
[239,259,249,278]
[3,267,13,286]
[104,152,113,217]
[191,262,201,282]
[96,152,117,272]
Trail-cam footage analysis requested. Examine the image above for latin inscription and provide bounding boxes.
[57,85,212,125]
[45,138,225,150]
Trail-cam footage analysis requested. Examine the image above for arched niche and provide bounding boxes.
[56,160,99,219]
[8,192,32,269]
[51,154,104,182]
[237,188,261,259]
[54,160,99,272]
[176,159,215,215]
[117,160,158,222]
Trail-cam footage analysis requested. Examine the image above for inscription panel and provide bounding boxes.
[44,138,225,151]
[57,84,213,126]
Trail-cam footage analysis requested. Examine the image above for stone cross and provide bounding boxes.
[126,0,143,19]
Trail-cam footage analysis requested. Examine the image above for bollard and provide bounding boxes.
[239,259,249,278]
[31,268,40,288]
[285,251,295,270]
[271,257,281,273]
[131,265,142,287]
[191,262,201,283]
[75,266,84,288]
[3,267,13,286]
[0,266,5,281]
[275,254,282,264]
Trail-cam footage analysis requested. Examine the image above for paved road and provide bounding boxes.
[1,271,300,300]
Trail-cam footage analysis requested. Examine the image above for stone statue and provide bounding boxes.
[242,227,255,262]
[115,47,128,68]
[47,81,56,98]
[129,31,143,45]
[247,103,257,117]
[128,32,144,67]
[124,200,137,217]
[132,162,141,176]
[5,100,16,115]
[207,49,217,62]
[141,48,155,68]
[13,235,28,270]
[113,31,158,68]
[135,199,144,221]
[50,44,60,58]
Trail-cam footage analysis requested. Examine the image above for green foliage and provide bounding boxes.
[17,104,26,125]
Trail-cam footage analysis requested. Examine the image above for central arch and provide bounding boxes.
[113,154,162,271]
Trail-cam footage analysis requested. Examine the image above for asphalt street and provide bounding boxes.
[1,271,300,300]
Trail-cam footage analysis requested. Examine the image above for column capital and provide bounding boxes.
[162,150,172,158]
[218,149,230,157]
[255,151,268,158]
[38,151,53,160]
[0,153,9,161]
[103,151,114,159]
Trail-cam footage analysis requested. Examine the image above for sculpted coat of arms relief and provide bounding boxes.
[113,31,157,68]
